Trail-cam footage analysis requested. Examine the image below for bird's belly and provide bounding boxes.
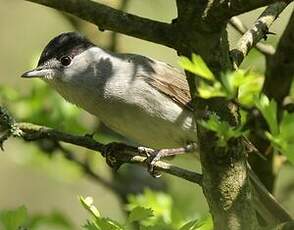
[94,99,197,149]
[52,80,197,149]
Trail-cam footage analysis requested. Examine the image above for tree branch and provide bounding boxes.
[0,107,202,186]
[224,0,292,18]
[263,220,294,230]
[229,16,275,56]
[230,2,288,68]
[25,0,175,48]
[263,9,294,103]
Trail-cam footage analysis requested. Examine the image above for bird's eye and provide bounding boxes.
[60,56,72,66]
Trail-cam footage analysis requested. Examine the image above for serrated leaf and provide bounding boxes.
[199,113,244,147]
[0,206,28,230]
[127,189,172,224]
[128,207,153,223]
[178,54,214,80]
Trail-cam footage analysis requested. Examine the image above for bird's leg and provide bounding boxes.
[138,143,198,178]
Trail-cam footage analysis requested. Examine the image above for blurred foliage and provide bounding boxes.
[0,206,73,230]
[0,81,85,133]
[81,190,213,230]
[0,190,211,230]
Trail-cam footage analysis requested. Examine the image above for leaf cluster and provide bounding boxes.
[81,190,212,230]
[180,54,294,164]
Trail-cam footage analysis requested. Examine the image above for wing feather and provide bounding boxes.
[145,60,193,111]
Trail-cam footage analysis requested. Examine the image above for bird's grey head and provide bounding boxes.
[21,32,95,83]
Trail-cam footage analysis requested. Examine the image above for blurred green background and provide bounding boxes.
[0,0,293,229]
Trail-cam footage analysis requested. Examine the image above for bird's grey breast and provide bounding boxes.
[50,47,197,148]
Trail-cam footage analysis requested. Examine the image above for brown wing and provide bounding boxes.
[146,60,193,111]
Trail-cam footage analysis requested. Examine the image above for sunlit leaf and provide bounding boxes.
[266,112,294,164]
[128,207,153,223]
[127,189,172,224]
[254,94,279,135]
[179,54,214,80]
[199,113,244,147]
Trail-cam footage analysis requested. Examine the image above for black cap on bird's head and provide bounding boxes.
[21,32,94,79]
[37,32,94,66]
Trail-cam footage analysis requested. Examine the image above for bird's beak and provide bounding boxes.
[21,66,52,78]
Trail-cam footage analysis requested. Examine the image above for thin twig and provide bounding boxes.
[229,17,275,56]
[230,2,288,68]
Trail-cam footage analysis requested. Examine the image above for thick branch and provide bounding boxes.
[25,0,175,48]
[0,108,202,185]
[230,2,288,68]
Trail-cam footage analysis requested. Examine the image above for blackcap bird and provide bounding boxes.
[21,32,292,223]
[21,32,196,150]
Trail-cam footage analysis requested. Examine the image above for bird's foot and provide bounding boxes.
[138,147,162,178]
[138,143,198,178]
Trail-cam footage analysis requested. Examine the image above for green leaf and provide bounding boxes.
[178,54,214,80]
[29,211,73,228]
[95,218,124,230]
[194,215,213,230]
[198,81,226,99]
[266,111,294,164]
[128,207,153,223]
[199,113,244,147]
[179,219,198,230]
[80,196,100,219]
[127,189,172,224]
[255,94,279,135]
[0,206,28,230]
[83,220,99,230]
[179,215,213,230]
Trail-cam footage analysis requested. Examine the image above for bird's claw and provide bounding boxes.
[138,147,162,178]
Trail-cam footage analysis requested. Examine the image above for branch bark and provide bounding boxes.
[264,9,294,103]
[212,0,292,19]
[230,2,288,68]
[25,0,175,48]
[229,17,275,56]
[0,107,202,185]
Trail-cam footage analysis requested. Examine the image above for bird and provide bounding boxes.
[21,32,292,224]
[21,32,197,151]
